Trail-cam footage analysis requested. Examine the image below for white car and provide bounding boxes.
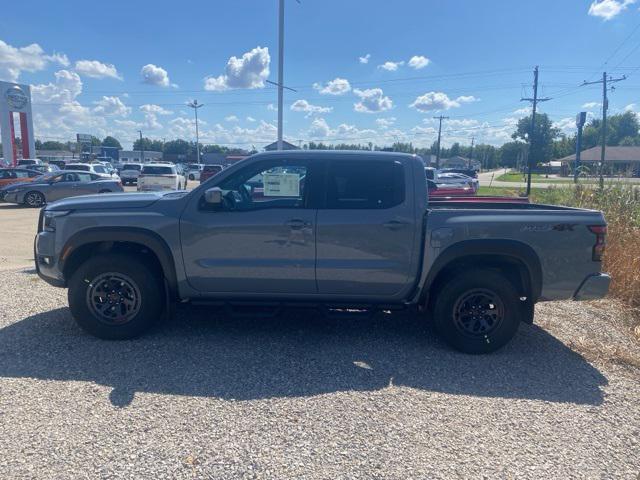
[120,163,143,185]
[64,163,120,181]
[436,172,479,192]
[137,163,186,191]
[186,163,204,181]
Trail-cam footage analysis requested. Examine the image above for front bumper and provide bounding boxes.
[34,230,66,288]
[573,273,611,301]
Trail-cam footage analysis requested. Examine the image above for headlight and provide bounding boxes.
[43,210,71,232]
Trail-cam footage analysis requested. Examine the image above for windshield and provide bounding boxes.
[143,166,174,175]
[123,164,141,170]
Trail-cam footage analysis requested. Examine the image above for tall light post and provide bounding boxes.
[188,100,203,163]
[138,130,144,163]
[277,0,284,150]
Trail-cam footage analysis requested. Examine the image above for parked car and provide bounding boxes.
[200,164,224,183]
[137,164,186,191]
[119,163,143,185]
[186,163,204,181]
[3,171,123,207]
[440,168,478,178]
[35,151,610,354]
[64,163,120,181]
[48,160,67,169]
[17,159,43,167]
[428,180,476,197]
[0,168,41,200]
[30,164,61,174]
[437,172,479,192]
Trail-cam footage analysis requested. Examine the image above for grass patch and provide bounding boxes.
[477,186,522,196]
[496,172,575,183]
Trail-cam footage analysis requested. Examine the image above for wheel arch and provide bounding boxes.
[420,239,543,307]
[60,227,178,299]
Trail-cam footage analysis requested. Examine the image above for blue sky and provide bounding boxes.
[1,0,640,149]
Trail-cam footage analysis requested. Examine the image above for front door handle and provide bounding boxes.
[285,219,311,229]
[383,220,410,230]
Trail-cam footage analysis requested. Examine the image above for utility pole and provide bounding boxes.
[188,100,203,163]
[574,112,587,183]
[433,115,449,169]
[468,136,475,169]
[521,66,551,196]
[582,72,626,188]
[138,130,144,163]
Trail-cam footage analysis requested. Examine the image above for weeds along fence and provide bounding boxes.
[531,184,640,309]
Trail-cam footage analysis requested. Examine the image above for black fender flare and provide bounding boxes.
[59,227,178,297]
[420,239,543,304]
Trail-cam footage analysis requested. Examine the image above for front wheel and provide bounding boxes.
[432,269,520,354]
[188,174,195,181]
[68,253,165,339]
[24,191,45,207]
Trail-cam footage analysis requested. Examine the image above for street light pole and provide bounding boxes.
[277,0,285,150]
[188,100,203,163]
[138,130,144,163]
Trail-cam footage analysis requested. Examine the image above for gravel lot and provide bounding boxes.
[0,202,639,478]
[0,267,639,479]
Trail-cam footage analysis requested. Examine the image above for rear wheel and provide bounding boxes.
[432,269,520,354]
[68,253,164,339]
[24,191,45,207]
[188,174,195,181]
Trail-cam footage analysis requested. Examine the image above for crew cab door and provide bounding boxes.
[180,158,319,294]
[315,158,418,298]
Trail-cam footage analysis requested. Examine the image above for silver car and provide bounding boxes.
[1,171,124,207]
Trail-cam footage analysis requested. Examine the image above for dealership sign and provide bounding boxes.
[0,81,36,166]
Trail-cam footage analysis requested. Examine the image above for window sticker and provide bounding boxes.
[263,173,300,197]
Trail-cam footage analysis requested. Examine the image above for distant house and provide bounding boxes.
[558,146,640,175]
[120,150,162,163]
[264,140,300,151]
[36,150,75,163]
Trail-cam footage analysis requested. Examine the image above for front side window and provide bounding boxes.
[326,160,405,209]
[214,161,308,211]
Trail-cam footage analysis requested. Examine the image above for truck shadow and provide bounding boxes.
[0,305,607,407]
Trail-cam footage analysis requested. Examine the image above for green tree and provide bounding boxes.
[163,139,191,155]
[102,136,122,149]
[41,140,67,150]
[499,141,527,168]
[512,113,560,164]
[133,137,164,152]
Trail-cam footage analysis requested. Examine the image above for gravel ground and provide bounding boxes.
[0,268,639,479]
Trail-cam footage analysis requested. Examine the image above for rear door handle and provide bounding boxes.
[285,219,311,229]
[383,220,410,230]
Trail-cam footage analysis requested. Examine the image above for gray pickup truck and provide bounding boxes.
[34,151,610,353]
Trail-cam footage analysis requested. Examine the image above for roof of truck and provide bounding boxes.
[252,150,420,160]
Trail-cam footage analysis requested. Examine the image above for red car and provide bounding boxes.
[199,164,224,183]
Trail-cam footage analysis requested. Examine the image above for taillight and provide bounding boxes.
[588,225,607,261]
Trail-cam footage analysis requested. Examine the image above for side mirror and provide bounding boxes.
[204,187,223,205]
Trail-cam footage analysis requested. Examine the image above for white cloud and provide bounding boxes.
[225,115,239,122]
[359,53,371,64]
[75,60,122,80]
[313,77,352,95]
[140,104,173,115]
[408,55,430,69]
[246,116,256,122]
[378,61,404,71]
[375,117,396,128]
[624,103,636,112]
[353,88,393,113]
[204,46,270,91]
[267,103,276,111]
[582,101,602,109]
[0,40,68,82]
[588,0,635,20]
[140,64,175,87]
[513,107,532,115]
[92,96,131,117]
[409,92,477,112]
[290,99,333,117]
[305,117,376,141]
[32,69,82,103]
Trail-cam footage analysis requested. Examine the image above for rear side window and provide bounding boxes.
[326,160,405,209]
[123,164,141,170]
[143,166,174,175]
